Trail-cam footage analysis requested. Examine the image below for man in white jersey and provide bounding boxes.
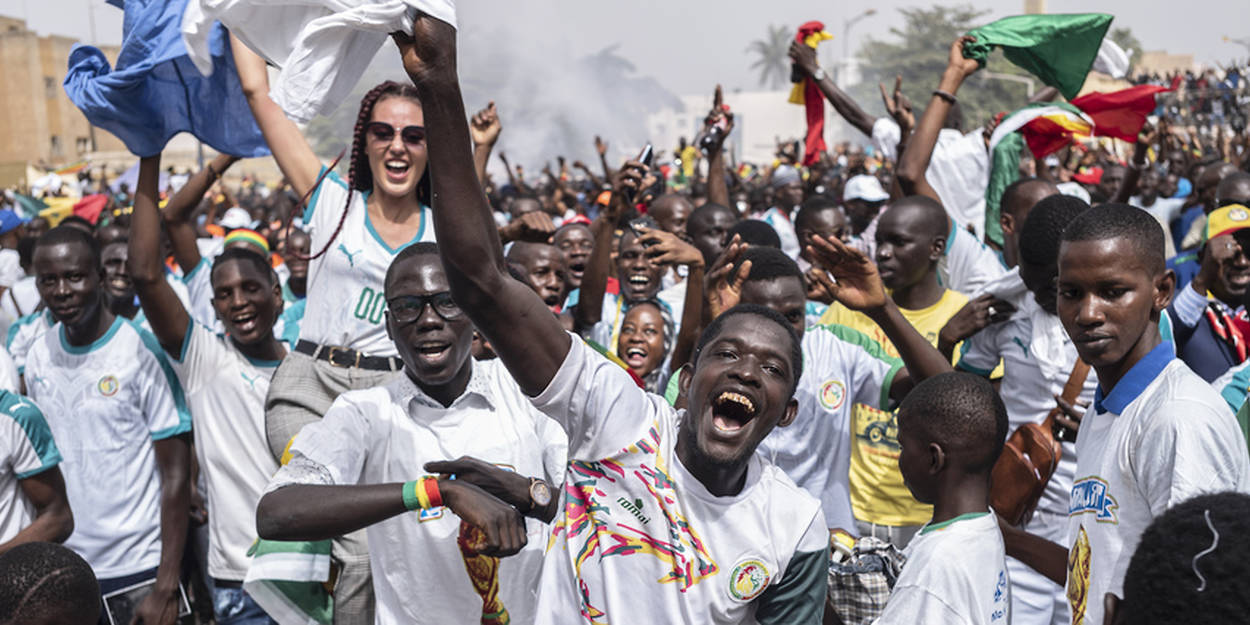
[953,194,1092,625]
[1003,204,1250,625]
[257,243,567,624]
[25,226,192,625]
[697,244,955,534]
[132,154,286,624]
[0,390,72,553]
[876,372,1011,624]
[392,20,953,621]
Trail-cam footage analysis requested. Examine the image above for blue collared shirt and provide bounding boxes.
[1093,342,1175,414]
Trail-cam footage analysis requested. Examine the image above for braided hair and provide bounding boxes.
[298,81,431,261]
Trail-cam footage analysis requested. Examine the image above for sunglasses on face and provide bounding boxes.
[387,292,464,323]
[365,121,426,146]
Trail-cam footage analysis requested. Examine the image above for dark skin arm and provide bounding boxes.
[936,294,1014,361]
[998,519,1068,586]
[161,154,240,274]
[703,85,734,208]
[1113,123,1155,204]
[573,163,643,331]
[256,479,528,556]
[133,155,193,357]
[880,76,916,201]
[634,226,705,370]
[897,37,981,204]
[595,135,613,184]
[0,468,73,554]
[395,20,569,396]
[571,160,603,189]
[425,457,559,523]
[805,235,952,399]
[133,434,191,625]
[789,40,875,137]
[469,101,501,187]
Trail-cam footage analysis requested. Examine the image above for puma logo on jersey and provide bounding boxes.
[1011,337,1030,358]
[338,244,363,267]
[240,371,260,389]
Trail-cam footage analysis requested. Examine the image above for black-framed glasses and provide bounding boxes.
[387,293,464,323]
[365,121,426,146]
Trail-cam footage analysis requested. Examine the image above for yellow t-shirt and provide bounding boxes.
[818,290,999,526]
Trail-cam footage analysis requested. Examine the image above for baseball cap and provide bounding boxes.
[219,207,255,231]
[771,165,801,189]
[1204,204,1250,243]
[843,175,889,203]
[0,210,24,236]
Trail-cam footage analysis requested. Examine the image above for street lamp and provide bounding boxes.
[839,9,876,84]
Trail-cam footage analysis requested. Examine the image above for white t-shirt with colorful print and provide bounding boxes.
[532,335,829,624]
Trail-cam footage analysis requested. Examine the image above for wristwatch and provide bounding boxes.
[528,478,553,511]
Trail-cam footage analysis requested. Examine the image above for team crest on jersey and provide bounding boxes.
[1069,476,1119,523]
[728,559,770,602]
[819,379,846,410]
[97,375,120,397]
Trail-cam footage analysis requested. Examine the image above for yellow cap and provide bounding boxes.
[1205,204,1250,243]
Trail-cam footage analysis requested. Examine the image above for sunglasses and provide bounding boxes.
[387,292,464,323]
[365,121,426,146]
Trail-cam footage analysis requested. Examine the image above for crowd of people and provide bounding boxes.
[1,12,1249,625]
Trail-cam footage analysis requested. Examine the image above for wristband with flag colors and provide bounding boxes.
[403,477,444,511]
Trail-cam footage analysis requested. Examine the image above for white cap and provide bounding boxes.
[843,174,889,203]
[219,207,254,230]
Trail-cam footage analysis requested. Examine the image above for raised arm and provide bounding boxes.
[634,227,705,370]
[132,155,193,357]
[394,20,569,396]
[161,153,239,274]
[469,101,501,187]
[897,38,981,204]
[1113,123,1156,204]
[789,40,876,137]
[805,235,952,399]
[573,164,642,331]
[703,85,734,208]
[231,34,322,198]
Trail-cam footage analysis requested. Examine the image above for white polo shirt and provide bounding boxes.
[875,512,1011,625]
[299,169,436,357]
[25,316,191,579]
[1065,343,1250,625]
[168,321,281,581]
[757,324,902,532]
[0,391,62,544]
[266,359,567,625]
[531,335,829,624]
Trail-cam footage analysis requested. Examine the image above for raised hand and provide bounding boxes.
[947,35,981,82]
[500,211,557,244]
[392,14,458,82]
[469,101,502,148]
[701,84,735,155]
[806,234,887,312]
[879,75,915,134]
[788,40,820,77]
[937,294,1015,355]
[636,226,704,268]
[804,268,835,304]
[704,236,752,319]
[594,135,608,156]
[605,159,647,222]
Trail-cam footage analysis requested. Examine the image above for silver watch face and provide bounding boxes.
[531,480,552,507]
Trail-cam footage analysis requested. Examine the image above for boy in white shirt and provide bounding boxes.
[25,226,192,624]
[1004,204,1250,625]
[875,372,1011,625]
[131,154,288,624]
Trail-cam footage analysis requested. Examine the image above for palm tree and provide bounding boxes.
[747,24,794,90]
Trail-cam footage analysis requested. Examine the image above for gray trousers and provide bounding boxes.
[265,350,401,625]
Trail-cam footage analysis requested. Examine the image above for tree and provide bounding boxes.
[851,5,1038,132]
[1109,27,1143,76]
[747,24,794,90]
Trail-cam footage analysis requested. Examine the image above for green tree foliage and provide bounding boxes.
[850,5,1039,132]
[747,24,794,89]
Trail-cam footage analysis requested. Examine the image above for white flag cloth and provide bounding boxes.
[1091,37,1131,79]
[183,0,456,123]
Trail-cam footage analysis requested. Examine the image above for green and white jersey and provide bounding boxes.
[0,391,61,544]
[299,169,435,358]
[25,316,190,578]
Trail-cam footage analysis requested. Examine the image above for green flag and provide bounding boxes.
[12,193,47,220]
[964,13,1113,100]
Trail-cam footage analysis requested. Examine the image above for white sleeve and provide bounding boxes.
[0,346,19,393]
[1135,399,1249,516]
[303,169,352,241]
[167,322,228,395]
[135,328,192,440]
[1,397,61,479]
[871,118,900,162]
[530,334,662,461]
[267,397,369,491]
[181,258,219,329]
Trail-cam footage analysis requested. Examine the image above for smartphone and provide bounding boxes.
[629,216,659,246]
[637,144,654,168]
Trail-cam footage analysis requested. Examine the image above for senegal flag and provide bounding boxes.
[983,102,1095,246]
[964,14,1114,100]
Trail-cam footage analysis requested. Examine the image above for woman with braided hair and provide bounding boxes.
[232,36,435,623]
